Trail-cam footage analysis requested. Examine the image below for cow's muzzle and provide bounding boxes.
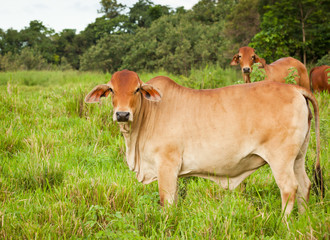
[116,112,130,122]
[243,67,251,73]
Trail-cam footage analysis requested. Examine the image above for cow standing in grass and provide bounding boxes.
[231,46,310,90]
[85,70,322,215]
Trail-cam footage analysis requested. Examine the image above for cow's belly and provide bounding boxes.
[180,148,266,177]
[179,151,267,189]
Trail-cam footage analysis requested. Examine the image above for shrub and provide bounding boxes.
[0,48,49,71]
[316,52,330,66]
[250,63,266,82]
[284,67,299,84]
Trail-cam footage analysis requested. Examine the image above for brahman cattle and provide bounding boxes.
[231,46,310,89]
[310,65,330,93]
[85,70,322,215]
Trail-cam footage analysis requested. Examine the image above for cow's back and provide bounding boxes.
[266,57,310,89]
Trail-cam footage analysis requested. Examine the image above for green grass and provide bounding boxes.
[0,69,329,239]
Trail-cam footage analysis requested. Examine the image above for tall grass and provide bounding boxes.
[0,69,329,239]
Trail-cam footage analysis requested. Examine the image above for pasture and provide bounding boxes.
[0,69,329,239]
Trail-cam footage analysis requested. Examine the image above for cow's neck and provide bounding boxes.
[118,97,151,174]
[119,122,137,171]
[243,73,251,83]
[263,65,270,80]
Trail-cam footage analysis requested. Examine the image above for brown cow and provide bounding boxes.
[85,70,322,215]
[310,65,330,93]
[231,46,310,89]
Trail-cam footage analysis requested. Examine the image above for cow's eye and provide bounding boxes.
[252,56,255,59]
[109,88,114,93]
[134,88,140,94]
[238,55,241,58]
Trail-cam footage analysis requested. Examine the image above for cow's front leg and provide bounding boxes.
[156,147,181,206]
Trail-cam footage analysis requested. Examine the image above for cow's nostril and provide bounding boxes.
[243,67,251,73]
[116,112,130,122]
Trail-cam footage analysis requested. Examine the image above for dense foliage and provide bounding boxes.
[0,0,329,74]
[250,0,330,65]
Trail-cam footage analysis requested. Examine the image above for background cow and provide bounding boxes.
[230,46,310,89]
[85,70,322,215]
[310,65,330,93]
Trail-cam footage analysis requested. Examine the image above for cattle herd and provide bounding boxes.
[85,47,327,216]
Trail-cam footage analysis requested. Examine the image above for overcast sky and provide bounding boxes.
[0,0,199,33]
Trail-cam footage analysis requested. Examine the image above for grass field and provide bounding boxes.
[0,69,329,239]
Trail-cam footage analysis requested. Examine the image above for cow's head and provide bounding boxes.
[230,47,265,82]
[85,70,162,123]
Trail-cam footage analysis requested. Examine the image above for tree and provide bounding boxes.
[98,0,126,19]
[53,29,80,68]
[251,0,330,64]
[124,13,226,74]
[80,34,131,72]
[80,14,130,45]
[0,29,3,56]
[128,0,170,29]
[191,0,218,23]
[20,20,55,63]
[175,7,187,14]
[224,0,260,48]
[129,0,154,28]
[148,4,171,22]
[0,29,22,55]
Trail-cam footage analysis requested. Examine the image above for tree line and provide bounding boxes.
[0,0,329,74]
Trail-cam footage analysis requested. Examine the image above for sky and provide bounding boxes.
[0,0,199,33]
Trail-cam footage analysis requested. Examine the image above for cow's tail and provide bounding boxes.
[309,67,316,92]
[298,87,323,198]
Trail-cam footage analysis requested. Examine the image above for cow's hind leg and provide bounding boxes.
[268,148,299,215]
[156,146,182,206]
[294,130,311,213]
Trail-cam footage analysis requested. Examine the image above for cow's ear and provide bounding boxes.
[140,84,162,102]
[230,54,239,66]
[85,84,112,103]
[254,55,266,68]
